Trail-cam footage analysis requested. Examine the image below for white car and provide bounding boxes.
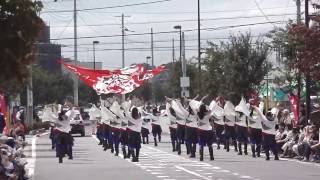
[69,111,85,136]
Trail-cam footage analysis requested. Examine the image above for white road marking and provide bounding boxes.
[240,175,253,179]
[157,176,169,178]
[175,166,212,180]
[91,135,264,180]
[26,132,50,180]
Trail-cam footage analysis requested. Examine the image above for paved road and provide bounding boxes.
[27,128,320,180]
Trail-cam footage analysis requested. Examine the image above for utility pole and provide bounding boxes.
[151,28,154,67]
[26,65,33,127]
[121,14,125,69]
[296,0,301,22]
[73,0,79,106]
[296,0,302,120]
[197,0,201,94]
[182,32,186,78]
[115,13,130,102]
[181,32,189,97]
[172,38,175,63]
[115,13,130,68]
[305,0,312,120]
[121,13,125,102]
[174,25,182,63]
[150,28,155,104]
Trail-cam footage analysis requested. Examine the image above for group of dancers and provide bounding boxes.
[94,94,280,162]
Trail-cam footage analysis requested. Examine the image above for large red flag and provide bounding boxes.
[59,61,112,87]
[59,61,165,95]
[94,64,165,94]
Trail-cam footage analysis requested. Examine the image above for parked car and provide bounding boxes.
[69,111,85,137]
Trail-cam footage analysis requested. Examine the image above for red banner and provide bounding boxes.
[0,91,6,115]
[288,94,299,125]
[59,61,165,95]
[59,61,112,87]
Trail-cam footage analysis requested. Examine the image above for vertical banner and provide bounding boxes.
[0,92,6,115]
[288,94,299,125]
[0,92,9,132]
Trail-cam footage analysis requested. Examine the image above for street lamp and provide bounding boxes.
[92,40,99,70]
[174,25,182,63]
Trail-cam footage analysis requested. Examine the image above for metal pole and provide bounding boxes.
[182,32,186,78]
[93,43,96,70]
[172,38,175,63]
[73,0,79,106]
[181,32,187,97]
[305,0,311,120]
[121,13,125,69]
[26,65,33,127]
[197,0,201,94]
[296,0,301,23]
[121,13,125,102]
[151,28,154,67]
[179,28,182,63]
[296,0,301,119]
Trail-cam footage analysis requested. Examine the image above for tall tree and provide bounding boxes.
[21,66,73,106]
[0,0,44,93]
[203,33,270,103]
[288,18,320,79]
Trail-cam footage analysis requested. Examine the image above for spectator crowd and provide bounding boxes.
[0,107,28,180]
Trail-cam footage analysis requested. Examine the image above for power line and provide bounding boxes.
[78,6,300,15]
[254,0,277,27]
[50,21,284,40]
[49,13,295,28]
[56,17,73,38]
[59,34,266,47]
[41,0,174,13]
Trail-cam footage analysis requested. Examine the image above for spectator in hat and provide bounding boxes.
[280,109,293,127]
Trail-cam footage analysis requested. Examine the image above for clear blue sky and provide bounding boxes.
[39,0,312,69]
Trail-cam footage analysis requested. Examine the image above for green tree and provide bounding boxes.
[79,82,99,106]
[0,0,44,93]
[21,66,73,106]
[203,32,270,103]
[21,66,99,106]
